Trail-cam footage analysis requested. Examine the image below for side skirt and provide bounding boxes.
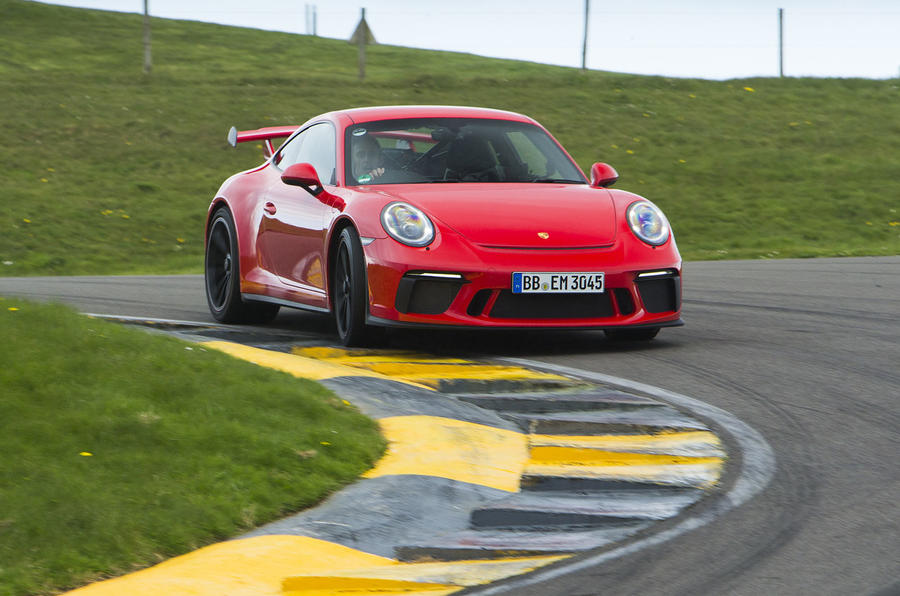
[241,293,331,314]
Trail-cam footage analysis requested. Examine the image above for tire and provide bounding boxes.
[205,208,279,324]
[605,327,660,342]
[332,227,371,346]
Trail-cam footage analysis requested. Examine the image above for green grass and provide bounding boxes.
[0,298,385,596]
[1,0,898,276]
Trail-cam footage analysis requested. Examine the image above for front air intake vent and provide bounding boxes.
[395,274,465,315]
[636,277,681,313]
[490,291,615,319]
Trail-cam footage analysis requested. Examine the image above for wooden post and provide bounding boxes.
[359,31,366,80]
[143,0,151,74]
[582,0,589,70]
[349,8,376,81]
[778,8,784,78]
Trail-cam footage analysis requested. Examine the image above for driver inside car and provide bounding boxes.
[350,132,386,183]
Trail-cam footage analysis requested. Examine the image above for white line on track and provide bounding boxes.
[84,313,222,327]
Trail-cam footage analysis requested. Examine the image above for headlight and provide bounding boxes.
[626,201,670,246]
[381,202,435,247]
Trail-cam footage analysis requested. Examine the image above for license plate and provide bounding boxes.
[512,272,605,294]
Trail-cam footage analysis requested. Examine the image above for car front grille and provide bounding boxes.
[489,291,615,319]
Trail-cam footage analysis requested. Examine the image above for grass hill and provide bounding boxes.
[1,0,898,276]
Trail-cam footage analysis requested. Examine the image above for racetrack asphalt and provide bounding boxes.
[1,256,898,594]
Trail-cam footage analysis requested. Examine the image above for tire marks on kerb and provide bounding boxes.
[465,358,776,595]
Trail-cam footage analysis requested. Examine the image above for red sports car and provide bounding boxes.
[204,106,682,345]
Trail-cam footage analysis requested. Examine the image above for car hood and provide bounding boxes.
[375,183,617,248]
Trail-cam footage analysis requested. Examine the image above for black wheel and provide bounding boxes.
[605,327,660,342]
[333,227,371,346]
[205,208,279,323]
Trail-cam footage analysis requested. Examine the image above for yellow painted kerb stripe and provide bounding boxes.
[292,347,573,385]
[524,462,723,488]
[365,416,529,492]
[65,534,565,596]
[282,555,566,594]
[530,431,724,455]
[529,446,723,467]
[64,535,394,595]
[202,341,434,390]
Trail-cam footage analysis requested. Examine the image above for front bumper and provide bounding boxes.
[362,234,682,329]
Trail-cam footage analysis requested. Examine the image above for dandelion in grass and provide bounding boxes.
[744,87,755,92]
[80,452,93,457]
[626,149,634,155]
[320,441,331,446]
[8,307,20,312]
[23,218,31,223]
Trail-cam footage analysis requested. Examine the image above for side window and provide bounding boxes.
[274,123,337,185]
[274,132,305,169]
[276,123,335,185]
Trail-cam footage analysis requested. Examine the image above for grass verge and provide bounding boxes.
[0,298,385,596]
[0,0,897,276]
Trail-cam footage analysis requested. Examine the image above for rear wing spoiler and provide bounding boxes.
[227,125,298,159]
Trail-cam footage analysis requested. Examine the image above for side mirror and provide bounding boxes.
[281,163,324,196]
[280,162,345,210]
[589,162,619,188]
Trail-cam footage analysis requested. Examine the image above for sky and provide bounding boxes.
[36,0,900,80]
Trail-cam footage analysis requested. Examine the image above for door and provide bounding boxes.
[259,122,337,299]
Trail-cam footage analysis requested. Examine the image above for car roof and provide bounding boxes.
[328,105,538,125]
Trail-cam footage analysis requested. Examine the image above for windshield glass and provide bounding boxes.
[344,118,586,185]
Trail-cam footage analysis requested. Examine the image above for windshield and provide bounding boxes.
[344,118,586,185]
